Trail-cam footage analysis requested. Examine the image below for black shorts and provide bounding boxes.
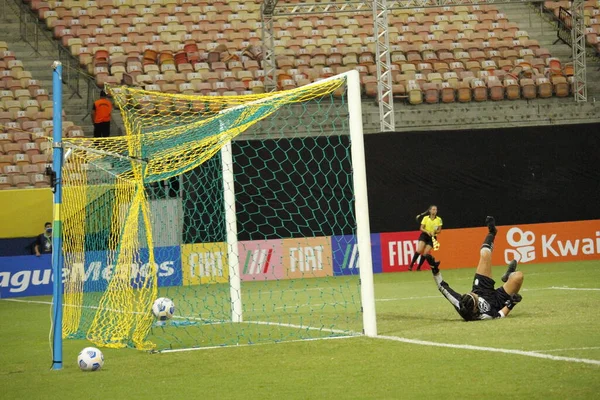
[471,274,511,311]
[418,232,434,247]
[94,121,111,138]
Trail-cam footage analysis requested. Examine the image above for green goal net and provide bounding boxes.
[60,72,376,351]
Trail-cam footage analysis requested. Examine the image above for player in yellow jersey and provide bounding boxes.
[409,205,442,271]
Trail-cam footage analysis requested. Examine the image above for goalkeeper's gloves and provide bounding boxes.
[504,294,522,310]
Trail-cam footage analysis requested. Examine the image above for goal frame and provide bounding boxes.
[50,69,377,366]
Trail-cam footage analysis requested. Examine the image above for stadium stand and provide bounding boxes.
[24,0,579,103]
[543,1,600,55]
[0,41,84,189]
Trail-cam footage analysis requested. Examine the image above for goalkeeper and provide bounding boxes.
[422,216,524,321]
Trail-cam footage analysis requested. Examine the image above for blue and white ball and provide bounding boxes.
[77,347,104,371]
[152,297,175,321]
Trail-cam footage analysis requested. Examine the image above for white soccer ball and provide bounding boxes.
[77,347,104,371]
[152,297,175,321]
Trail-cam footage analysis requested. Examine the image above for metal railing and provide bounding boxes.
[554,6,573,47]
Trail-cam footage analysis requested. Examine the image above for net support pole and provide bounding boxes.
[221,140,243,323]
[347,69,377,337]
[51,61,64,370]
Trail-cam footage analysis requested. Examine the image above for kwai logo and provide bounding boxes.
[504,227,536,264]
[502,222,600,264]
[540,231,600,258]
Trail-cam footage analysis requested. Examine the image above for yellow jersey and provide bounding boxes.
[421,216,443,235]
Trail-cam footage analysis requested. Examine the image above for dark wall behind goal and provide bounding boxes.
[364,123,600,233]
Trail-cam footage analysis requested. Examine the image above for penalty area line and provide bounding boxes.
[374,335,600,366]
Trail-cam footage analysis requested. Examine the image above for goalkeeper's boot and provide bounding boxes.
[485,216,497,235]
[501,260,518,283]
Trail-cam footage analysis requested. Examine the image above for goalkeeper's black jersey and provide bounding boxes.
[433,273,505,320]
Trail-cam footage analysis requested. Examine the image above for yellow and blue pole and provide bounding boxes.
[51,61,64,370]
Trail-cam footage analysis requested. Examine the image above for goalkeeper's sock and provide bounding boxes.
[481,233,495,251]
[481,217,497,251]
[501,260,518,283]
[417,256,426,271]
[485,215,497,235]
[409,253,419,271]
[424,254,440,275]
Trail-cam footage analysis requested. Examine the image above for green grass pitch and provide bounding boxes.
[2,261,599,399]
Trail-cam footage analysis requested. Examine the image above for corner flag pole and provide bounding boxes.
[51,61,64,370]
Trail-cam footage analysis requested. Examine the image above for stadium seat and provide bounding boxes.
[440,82,456,103]
[3,143,21,155]
[536,77,552,98]
[552,76,569,97]
[457,81,472,102]
[0,175,10,189]
[0,132,13,146]
[504,78,520,100]
[471,79,487,101]
[520,78,536,99]
[10,174,31,188]
[488,77,504,101]
[407,81,423,105]
[423,83,440,103]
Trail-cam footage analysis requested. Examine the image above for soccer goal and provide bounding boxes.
[51,68,376,361]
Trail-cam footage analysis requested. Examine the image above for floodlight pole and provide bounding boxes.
[51,61,65,370]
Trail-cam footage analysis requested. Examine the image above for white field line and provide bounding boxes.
[242,320,355,335]
[549,287,600,291]
[269,287,329,294]
[2,298,223,324]
[532,347,600,353]
[1,298,356,332]
[159,335,360,353]
[5,298,600,365]
[374,335,600,366]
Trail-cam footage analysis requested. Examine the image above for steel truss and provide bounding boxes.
[373,0,394,132]
[272,0,544,16]
[261,0,278,93]
[571,0,586,102]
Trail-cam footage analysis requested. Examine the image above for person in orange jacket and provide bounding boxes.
[92,90,113,138]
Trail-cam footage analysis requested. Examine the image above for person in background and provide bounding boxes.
[34,222,52,256]
[92,90,113,138]
[409,205,442,271]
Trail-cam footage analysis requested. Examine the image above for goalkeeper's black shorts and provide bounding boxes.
[418,232,434,247]
[471,274,512,311]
